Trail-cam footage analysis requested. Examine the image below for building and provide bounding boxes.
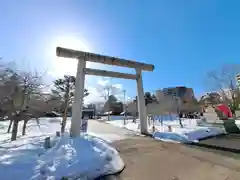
[162,86,195,102]
[152,87,200,114]
[236,73,240,88]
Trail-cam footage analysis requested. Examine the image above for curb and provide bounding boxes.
[185,134,240,154]
[94,165,126,180]
[185,142,240,153]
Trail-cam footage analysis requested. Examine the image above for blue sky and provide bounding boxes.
[1,0,240,101]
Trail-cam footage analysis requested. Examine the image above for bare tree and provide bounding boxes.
[97,78,121,120]
[20,94,63,135]
[199,92,221,106]
[146,94,186,127]
[127,97,138,123]
[12,70,43,139]
[0,62,62,140]
[206,64,240,116]
[97,78,121,101]
[0,65,21,134]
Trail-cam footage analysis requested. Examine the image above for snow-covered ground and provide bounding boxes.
[105,118,227,143]
[0,118,124,180]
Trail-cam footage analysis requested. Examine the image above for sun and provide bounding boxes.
[49,35,91,77]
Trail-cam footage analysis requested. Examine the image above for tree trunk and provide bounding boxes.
[61,91,69,134]
[11,117,19,141]
[7,120,13,133]
[61,112,67,134]
[22,119,28,136]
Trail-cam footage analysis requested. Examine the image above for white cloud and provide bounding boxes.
[112,83,122,89]
[84,79,131,104]
[84,86,105,104]
[97,79,109,86]
[46,74,130,104]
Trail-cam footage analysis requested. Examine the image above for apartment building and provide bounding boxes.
[162,86,195,102]
[154,87,199,113]
[236,73,240,88]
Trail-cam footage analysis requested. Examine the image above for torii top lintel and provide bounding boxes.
[56,47,154,72]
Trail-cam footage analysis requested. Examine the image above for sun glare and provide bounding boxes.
[49,36,91,77]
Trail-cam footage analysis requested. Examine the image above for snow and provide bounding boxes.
[0,118,124,180]
[236,120,240,125]
[88,132,127,143]
[153,126,225,143]
[105,117,226,143]
[35,134,124,180]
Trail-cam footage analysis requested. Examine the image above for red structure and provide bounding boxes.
[216,104,233,119]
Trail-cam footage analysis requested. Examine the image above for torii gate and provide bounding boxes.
[56,47,154,137]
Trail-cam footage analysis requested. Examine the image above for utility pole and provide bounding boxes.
[132,96,138,123]
[123,90,126,125]
[172,93,182,128]
[106,77,112,121]
[107,86,110,121]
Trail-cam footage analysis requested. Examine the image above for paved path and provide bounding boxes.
[89,120,240,180]
[87,120,137,142]
[113,137,240,180]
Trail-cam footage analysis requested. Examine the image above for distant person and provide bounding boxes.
[132,117,136,123]
[179,112,183,118]
[183,113,187,118]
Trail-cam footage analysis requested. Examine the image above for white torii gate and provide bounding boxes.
[56,47,154,137]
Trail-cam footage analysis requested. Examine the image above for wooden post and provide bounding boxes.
[168,125,172,132]
[44,137,51,149]
[56,131,61,137]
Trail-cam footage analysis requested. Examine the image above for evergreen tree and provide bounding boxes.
[52,75,89,133]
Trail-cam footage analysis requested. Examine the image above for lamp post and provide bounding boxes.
[171,92,183,128]
[176,97,183,128]
[106,78,112,121]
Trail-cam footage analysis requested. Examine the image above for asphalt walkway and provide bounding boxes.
[87,119,137,141]
[90,120,240,180]
[113,137,240,180]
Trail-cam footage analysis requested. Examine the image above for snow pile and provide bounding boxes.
[125,123,141,132]
[0,118,124,180]
[235,120,240,126]
[153,132,189,143]
[100,116,133,121]
[35,134,124,180]
[0,134,53,180]
[106,118,226,143]
[153,126,226,143]
[184,127,225,141]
